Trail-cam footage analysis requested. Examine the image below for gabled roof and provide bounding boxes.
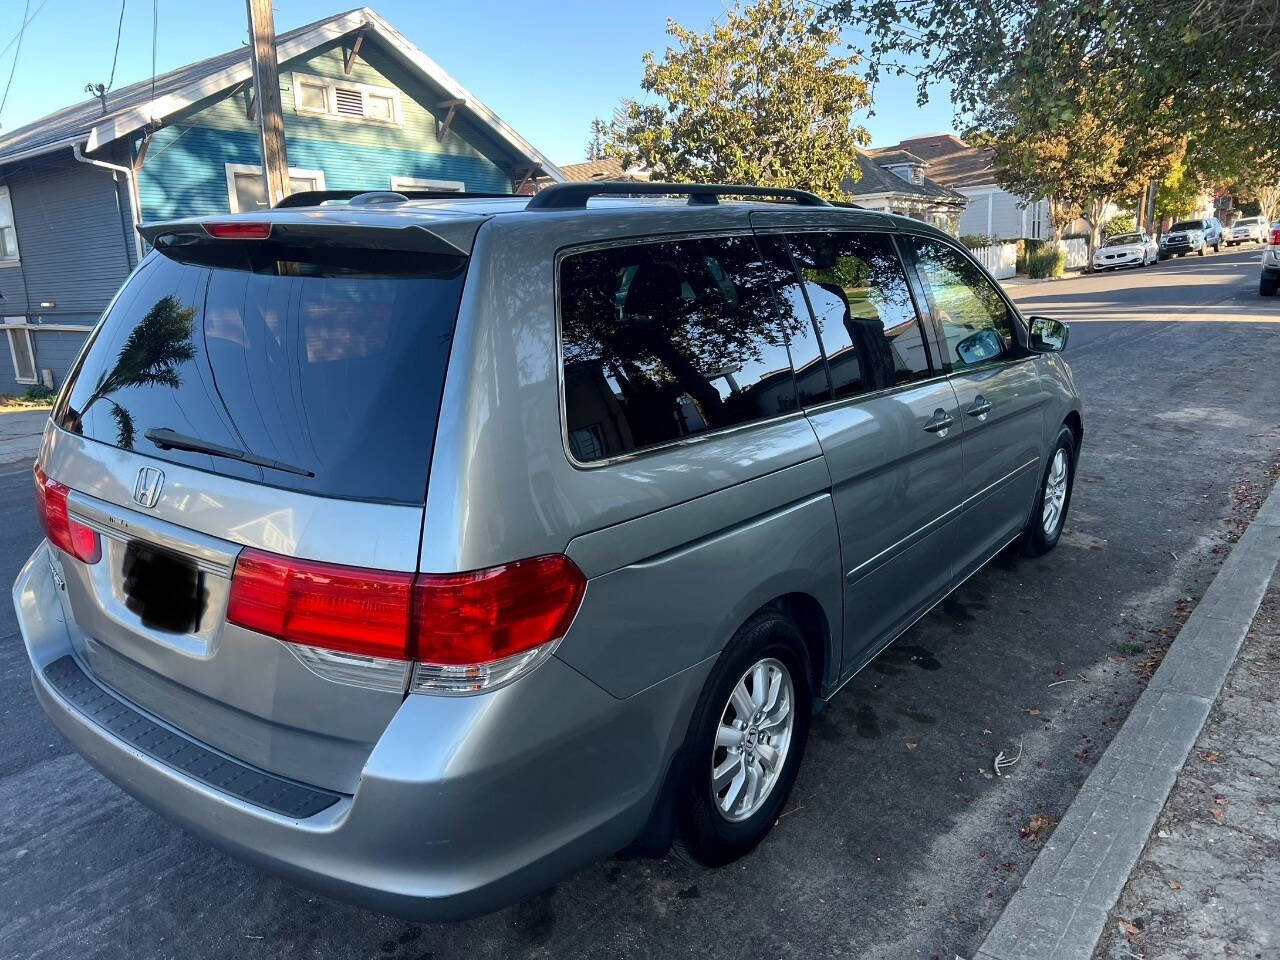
[873,134,997,188]
[868,148,928,167]
[0,7,564,180]
[842,152,968,207]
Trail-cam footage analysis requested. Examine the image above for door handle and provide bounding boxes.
[923,409,954,436]
[966,396,993,420]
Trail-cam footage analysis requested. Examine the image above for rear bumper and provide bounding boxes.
[16,541,710,920]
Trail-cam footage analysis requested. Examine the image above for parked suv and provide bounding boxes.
[1160,216,1223,258]
[1262,221,1280,296]
[14,182,1082,920]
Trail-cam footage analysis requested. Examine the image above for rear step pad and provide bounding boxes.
[43,655,341,818]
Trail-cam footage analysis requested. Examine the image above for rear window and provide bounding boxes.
[55,247,467,503]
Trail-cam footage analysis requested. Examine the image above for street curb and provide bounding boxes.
[974,473,1280,960]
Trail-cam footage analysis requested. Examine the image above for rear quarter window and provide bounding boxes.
[558,234,803,463]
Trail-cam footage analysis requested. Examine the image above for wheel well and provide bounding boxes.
[1064,410,1083,451]
[771,593,831,693]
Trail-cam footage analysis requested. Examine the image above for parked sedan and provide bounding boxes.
[1227,216,1266,246]
[1092,232,1157,270]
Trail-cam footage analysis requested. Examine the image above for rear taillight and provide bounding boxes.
[226,549,586,695]
[1271,228,1280,246]
[33,465,100,564]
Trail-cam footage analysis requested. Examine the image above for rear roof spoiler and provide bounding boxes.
[137,217,474,258]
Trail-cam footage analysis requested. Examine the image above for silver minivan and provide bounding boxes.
[14,182,1081,920]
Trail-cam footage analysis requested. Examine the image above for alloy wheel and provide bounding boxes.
[711,657,795,823]
[1041,448,1069,537]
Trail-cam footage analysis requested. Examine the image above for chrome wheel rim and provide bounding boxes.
[1041,448,1069,537]
[711,657,795,823]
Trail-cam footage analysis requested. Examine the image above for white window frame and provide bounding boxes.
[389,176,466,193]
[0,186,19,266]
[224,163,327,213]
[5,324,36,384]
[290,72,402,125]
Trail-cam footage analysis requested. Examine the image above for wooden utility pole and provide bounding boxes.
[246,0,290,206]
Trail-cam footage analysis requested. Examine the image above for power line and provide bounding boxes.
[0,0,33,120]
[106,0,127,92]
[0,0,47,60]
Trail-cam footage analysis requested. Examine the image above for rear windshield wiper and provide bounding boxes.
[144,428,315,478]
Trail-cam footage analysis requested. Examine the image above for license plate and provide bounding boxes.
[123,541,206,633]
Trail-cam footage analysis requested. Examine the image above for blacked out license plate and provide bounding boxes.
[122,541,206,633]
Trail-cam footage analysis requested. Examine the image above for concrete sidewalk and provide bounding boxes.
[976,470,1280,959]
[0,408,49,464]
[1094,573,1280,959]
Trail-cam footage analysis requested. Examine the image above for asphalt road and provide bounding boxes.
[3,248,1279,960]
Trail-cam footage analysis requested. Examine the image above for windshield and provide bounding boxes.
[55,248,467,503]
[1171,221,1203,232]
[1106,234,1142,246]
[1236,218,1259,226]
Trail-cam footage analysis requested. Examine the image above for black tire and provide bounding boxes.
[1214,242,1221,253]
[1198,247,1205,256]
[1262,274,1279,297]
[1022,426,1077,557]
[676,610,812,867]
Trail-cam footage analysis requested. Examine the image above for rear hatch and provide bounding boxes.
[41,217,471,793]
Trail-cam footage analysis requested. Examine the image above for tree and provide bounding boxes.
[608,0,871,197]
[585,118,608,161]
[1155,159,1205,225]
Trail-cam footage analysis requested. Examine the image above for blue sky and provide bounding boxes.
[0,0,958,164]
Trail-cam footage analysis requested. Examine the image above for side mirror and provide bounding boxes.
[955,328,1005,366]
[1029,315,1069,352]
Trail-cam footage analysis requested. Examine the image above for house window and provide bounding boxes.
[6,326,36,384]
[290,72,401,124]
[389,176,465,193]
[0,187,19,264]
[1031,202,1043,239]
[225,163,326,212]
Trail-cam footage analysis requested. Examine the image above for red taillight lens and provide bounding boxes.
[412,555,586,666]
[226,549,415,660]
[1271,228,1280,246]
[34,465,101,564]
[202,222,272,240]
[225,549,586,672]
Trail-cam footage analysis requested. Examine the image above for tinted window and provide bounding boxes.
[56,249,467,503]
[559,235,802,462]
[1171,220,1205,232]
[902,236,1014,370]
[783,231,933,400]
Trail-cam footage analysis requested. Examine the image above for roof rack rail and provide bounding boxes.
[524,181,830,211]
[275,189,518,209]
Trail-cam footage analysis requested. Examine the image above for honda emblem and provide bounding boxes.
[133,467,164,508]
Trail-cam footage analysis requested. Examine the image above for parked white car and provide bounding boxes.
[1093,232,1158,270]
[1227,217,1266,246]
[1261,221,1280,296]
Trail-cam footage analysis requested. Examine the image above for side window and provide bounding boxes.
[559,234,803,463]
[903,236,1014,370]
[785,231,933,400]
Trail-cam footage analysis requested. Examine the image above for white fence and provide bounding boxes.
[970,241,1018,280]
[1063,237,1089,270]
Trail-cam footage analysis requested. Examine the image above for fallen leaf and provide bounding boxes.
[1119,919,1141,941]
[1201,750,1222,763]
[1028,708,1041,716]
[1168,879,1182,890]
[906,741,918,751]
[982,728,993,735]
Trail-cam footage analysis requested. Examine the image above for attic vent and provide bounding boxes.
[912,168,923,184]
[334,87,364,116]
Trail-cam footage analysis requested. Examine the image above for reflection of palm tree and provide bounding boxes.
[75,295,196,450]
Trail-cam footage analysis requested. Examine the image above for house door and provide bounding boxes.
[226,163,327,212]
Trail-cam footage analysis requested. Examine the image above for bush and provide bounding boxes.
[959,233,999,250]
[21,384,55,403]
[1026,245,1066,279]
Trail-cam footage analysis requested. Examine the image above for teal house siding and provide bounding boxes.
[136,37,522,222]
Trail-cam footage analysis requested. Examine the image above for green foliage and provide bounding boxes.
[1026,245,1066,279]
[607,0,871,197]
[585,118,608,162]
[20,384,55,402]
[958,234,999,249]
[1103,214,1137,237]
[1155,159,1205,223]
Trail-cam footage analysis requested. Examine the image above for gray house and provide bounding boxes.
[0,7,561,396]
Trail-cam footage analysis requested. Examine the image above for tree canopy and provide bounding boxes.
[608,0,872,197]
